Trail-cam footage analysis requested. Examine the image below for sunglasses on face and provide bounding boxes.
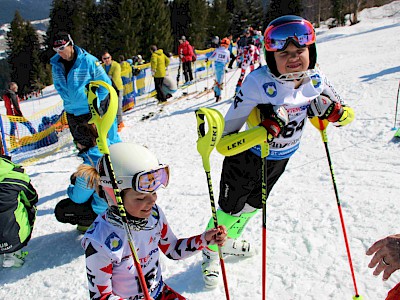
[102,56,111,61]
[53,41,71,52]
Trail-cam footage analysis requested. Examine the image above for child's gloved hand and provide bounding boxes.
[308,94,344,122]
[205,225,227,246]
[259,105,289,142]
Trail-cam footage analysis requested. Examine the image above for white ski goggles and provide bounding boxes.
[53,40,71,52]
[100,164,170,194]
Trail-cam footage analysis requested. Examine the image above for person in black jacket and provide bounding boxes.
[0,155,38,267]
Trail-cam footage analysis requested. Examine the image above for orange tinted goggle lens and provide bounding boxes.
[134,165,169,193]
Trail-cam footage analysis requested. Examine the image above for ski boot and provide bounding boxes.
[221,238,254,257]
[201,248,220,289]
[3,249,28,268]
[77,225,90,233]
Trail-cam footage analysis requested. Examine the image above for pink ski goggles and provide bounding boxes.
[264,20,316,51]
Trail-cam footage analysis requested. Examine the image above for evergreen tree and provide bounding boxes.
[6,11,42,95]
[140,0,173,60]
[81,0,103,55]
[332,0,345,25]
[96,0,120,54]
[101,0,143,59]
[187,0,209,49]
[207,0,231,43]
[0,60,11,92]
[246,0,265,31]
[25,24,46,92]
[170,0,190,53]
[229,0,251,38]
[117,0,143,58]
[266,0,303,27]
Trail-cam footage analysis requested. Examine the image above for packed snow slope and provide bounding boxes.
[0,2,400,299]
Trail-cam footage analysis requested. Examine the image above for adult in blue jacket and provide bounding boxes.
[54,123,108,231]
[50,32,121,146]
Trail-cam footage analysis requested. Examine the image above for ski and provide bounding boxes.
[162,91,198,107]
[193,88,213,100]
[178,81,196,90]
[177,74,214,91]
[140,91,201,121]
[141,111,157,121]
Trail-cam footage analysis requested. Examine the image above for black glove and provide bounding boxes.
[259,105,289,142]
[70,173,76,185]
[307,95,344,122]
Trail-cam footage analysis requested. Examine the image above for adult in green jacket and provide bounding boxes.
[101,52,124,130]
[150,45,170,103]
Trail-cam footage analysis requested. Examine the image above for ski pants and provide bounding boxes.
[66,112,121,146]
[54,197,98,227]
[218,149,290,215]
[213,62,225,97]
[228,52,236,69]
[154,77,166,102]
[182,61,193,83]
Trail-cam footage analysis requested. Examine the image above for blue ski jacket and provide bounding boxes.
[67,146,107,215]
[50,45,111,116]
[50,45,121,145]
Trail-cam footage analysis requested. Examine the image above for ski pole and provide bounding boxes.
[0,116,9,155]
[206,58,209,89]
[392,80,400,130]
[177,57,181,88]
[194,59,198,92]
[309,117,363,300]
[226,67,239,85]
[260,142,269,300]
[195,107,230,300]
[224,66,227,99]
[86,80,152,300]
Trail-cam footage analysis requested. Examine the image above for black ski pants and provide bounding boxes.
[182,61,193,83]
[218,149,289,215]
[54,197,98,227]
[154,77,166,102]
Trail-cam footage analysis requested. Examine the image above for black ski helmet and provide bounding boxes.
[264,15,317,77]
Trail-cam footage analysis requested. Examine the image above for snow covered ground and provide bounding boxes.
[1,2,400,299]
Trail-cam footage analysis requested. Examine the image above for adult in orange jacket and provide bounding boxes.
[177,36,194,85]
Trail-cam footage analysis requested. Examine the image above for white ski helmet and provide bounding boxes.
[97,142,169,206]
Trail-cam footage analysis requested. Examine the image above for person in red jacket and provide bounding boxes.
[2,82,36,140]
[177,36,194,85]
